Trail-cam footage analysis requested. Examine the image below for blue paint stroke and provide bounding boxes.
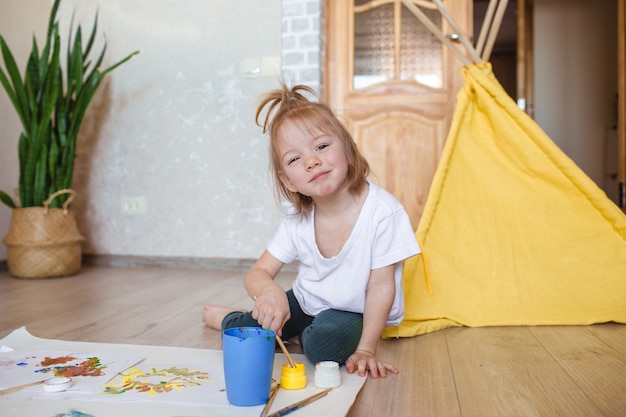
[53,410,95,417]
[35,366,58,374]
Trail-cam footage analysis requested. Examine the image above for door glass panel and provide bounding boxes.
[353,0,444,89]
[400,6,443,88]
[354,4,394,89]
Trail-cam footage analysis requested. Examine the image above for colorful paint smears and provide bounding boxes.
[36,356,107,378]
[103,366,212,397]
[0,350,144,395]
[0,355,36,367]
[40,355,77,366]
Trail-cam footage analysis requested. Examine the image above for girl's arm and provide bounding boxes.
[244,250,291,336]
[345,263,399,378]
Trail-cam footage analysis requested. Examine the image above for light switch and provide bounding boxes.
[240,58,260,78]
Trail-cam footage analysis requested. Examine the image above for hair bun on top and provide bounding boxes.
[256,81,317,134]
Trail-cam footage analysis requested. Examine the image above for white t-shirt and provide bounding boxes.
[267,182,421,326]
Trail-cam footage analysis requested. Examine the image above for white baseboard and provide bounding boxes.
[82,254,298,272]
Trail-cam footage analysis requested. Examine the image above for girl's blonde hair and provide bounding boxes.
[256,81,370,217]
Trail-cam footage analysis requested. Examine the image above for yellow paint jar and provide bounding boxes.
[280,362,307,390]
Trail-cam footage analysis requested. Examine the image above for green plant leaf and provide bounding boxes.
[19,129,35,207]
[83,9,98,61]
[47,0,62,40]
[36,32,61,136]
[102,49,140,76]
[25,42,41,126]
[0,191,17,209]
[68,26,85,95]
[48,130,60,187]
[0,37,30,131]
[16,132,29,206]
[33,132,51,206]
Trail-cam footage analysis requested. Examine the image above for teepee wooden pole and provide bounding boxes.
[482,0,509,62]
[476,0,499,57]
[432,0,482,64]
[401,0,472,66]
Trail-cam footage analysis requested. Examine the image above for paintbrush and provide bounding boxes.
[266,388,332,417]
[275,335,297,368]
[260,382,280,417]
[0,379,47,395]
[254,296,297,368]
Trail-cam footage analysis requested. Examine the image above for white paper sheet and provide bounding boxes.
[0,327,367,417]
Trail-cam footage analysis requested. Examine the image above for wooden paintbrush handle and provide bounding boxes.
[0,379,46,395]
[253,295,297,368]
[275,334,297,368]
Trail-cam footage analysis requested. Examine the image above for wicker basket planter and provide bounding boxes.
[2,190,84,279]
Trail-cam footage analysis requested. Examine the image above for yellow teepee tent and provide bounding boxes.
[383,1,626,338]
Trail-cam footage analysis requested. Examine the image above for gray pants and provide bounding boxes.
[222,290,363,365]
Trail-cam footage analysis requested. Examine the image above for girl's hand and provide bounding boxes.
[252,290,290,336]
[245,251,289,336]
[345,350,398,379]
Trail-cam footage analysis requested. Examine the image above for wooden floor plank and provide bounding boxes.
[446,326,604,417]
[530,326,626,417]
[347,331,461,417]
[588,322,626,356]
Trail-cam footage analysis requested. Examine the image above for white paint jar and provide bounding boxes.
[314,361,341,388]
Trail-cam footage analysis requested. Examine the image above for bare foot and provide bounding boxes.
[202,304,246,330]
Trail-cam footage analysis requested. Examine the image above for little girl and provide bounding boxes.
[203,82,420,378]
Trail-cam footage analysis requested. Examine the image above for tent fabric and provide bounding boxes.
[383,63,626,338]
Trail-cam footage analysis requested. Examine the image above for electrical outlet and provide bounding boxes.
[121,196,147,215]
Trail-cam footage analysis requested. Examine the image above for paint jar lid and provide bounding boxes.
[43,377,72,393]
[315,361,341,388]
[280,362,307,390]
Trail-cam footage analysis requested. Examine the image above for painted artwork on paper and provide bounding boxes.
[0,350,144,393]
[1,349,228,405]
[102,366,213,396]
[93,362,228,406]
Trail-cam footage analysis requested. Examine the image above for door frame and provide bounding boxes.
[517,0,624,210]
[618,0,625,210]
[516,0,534,119]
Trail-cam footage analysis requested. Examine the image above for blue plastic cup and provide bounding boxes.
[223,327,276,406]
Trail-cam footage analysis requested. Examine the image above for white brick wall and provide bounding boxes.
[282,0,322,95]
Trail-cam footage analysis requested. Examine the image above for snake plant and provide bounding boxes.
[0,0,138,209]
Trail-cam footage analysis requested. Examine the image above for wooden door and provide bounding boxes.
[323,0,472,229]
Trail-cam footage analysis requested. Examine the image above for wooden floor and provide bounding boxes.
[1,266,625,416]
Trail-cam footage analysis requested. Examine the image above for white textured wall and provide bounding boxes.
[0,0,283,261]
[0,0,322,262]
[67,0,284,259]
